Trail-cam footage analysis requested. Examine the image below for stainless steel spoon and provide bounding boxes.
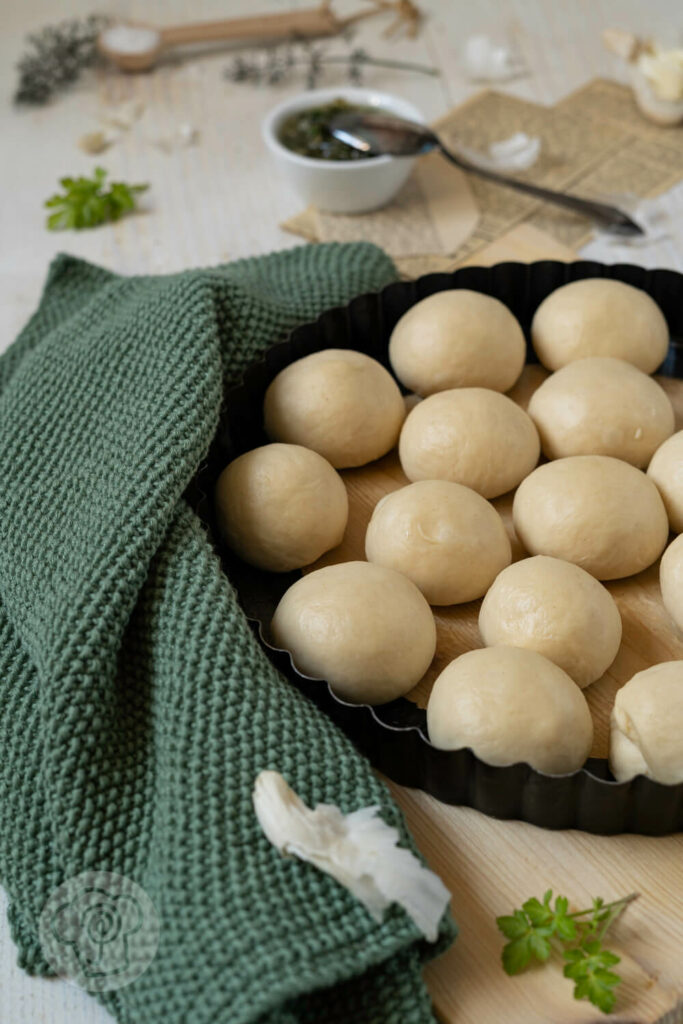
[330,111,644,236]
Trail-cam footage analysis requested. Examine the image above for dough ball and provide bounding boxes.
[479,555,622,688]
[365,480,511,605]
[528,357,674,467]
[512,455,669,580]
[648,431,683,533]
[215,444,348,572]
[427,647,593,774]
[660,534,683,632]
[389,289,526,396]
[531,278,669,373]
[610,662,683,784]
[398,388,540,499]
[263,349,405,469]
[271,561,436,704]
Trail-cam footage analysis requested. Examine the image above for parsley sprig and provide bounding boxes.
[45,167,148,230]
[497,890,638,1014]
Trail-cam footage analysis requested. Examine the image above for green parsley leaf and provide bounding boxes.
[496,911,529,940]
[563,945,621,1015]
[497,892,635,1015]
[501,935,534,975]
[44,167,149,230]
[522,896,554,928]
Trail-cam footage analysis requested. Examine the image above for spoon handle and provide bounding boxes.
[160,8,339,47]
[438,143,642,235]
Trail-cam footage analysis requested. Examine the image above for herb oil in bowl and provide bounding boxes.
[278,98,376,162]
[262,86,423,213]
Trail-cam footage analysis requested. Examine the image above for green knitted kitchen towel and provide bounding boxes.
[0,242,455,1024]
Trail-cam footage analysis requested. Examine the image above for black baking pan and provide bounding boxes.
[193,260,683,836]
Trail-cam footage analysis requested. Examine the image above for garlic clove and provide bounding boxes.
[78,129,116,154]
[602,28,642,62]
[462,34,526,82]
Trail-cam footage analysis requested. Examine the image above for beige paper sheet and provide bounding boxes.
[283,159,479,259]
[282,79,683,276]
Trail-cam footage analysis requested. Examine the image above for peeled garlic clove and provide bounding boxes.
[488,132,541,171]
[462,34,525,82]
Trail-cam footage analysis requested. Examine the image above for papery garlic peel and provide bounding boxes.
[253,770,450,942]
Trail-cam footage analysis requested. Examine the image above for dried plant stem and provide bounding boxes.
[290,53,437,75]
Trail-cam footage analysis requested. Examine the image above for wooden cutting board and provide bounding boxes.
[308,224,683,1024]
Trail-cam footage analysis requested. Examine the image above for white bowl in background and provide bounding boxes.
[262,86,424,214]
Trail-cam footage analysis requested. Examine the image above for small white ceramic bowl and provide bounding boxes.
[262,86,424,214]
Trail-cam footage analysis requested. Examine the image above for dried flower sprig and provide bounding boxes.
[225,41,437,89]
[14,15,109,105]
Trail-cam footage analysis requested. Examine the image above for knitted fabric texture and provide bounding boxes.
[0,242,455,1024]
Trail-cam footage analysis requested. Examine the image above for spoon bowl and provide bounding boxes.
[97,23,163,72]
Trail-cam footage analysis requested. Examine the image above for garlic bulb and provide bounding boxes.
[639,47,683,102]
[253,770,450,942]
[630,62,683,126]
[603,30,683,126]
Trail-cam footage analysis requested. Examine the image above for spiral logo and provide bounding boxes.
[39,871,159,992]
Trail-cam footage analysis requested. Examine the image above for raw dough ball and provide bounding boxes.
[215,443,348,572]
[398,388,540,498]
[365,480,511,605]
[513,455,669,580]
[271,561,436,704]
[389,290,526,396]
[531,278,669,373]
[479,555,622,688]
[660,534,683,632]
[610,662,683,784]
[648,431,683,533]
[427,647,593,774]
[263,349,405,469]
[528,357,674,467]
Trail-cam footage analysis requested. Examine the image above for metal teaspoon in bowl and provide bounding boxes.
[330,111,644,236]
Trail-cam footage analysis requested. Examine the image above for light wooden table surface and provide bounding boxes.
[1,2,683,1022]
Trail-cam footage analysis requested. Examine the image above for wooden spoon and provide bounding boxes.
[97,7,344,73]
[96,2,385,73]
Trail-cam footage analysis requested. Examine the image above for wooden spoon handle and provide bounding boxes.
[159,7,341,47]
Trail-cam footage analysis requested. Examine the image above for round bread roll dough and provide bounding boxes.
[427,647,593,774]
[215,443,348,572]
[365,480,511,605]
[264,349,405,469]
[528,356,674,467]
[610,662,683,784]
[478,555,622,688]
[531,278,669,373]
[389,290,526,396]
[271,561,436,704]
[648,430,683,533]
[513,456,669,580]
[398,388,540,498]
[660,534,683,632]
